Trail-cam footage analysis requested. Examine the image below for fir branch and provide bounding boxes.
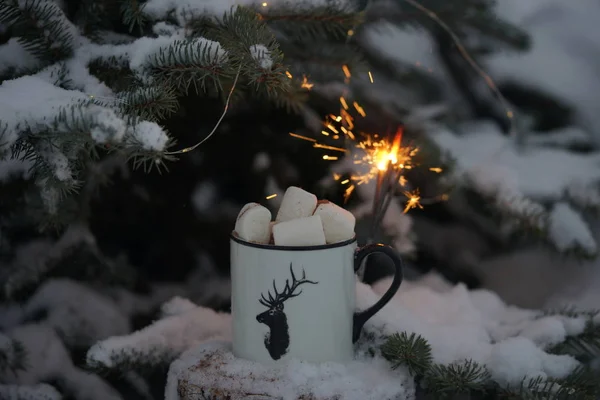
[0,0,76,63]
[259,2,362,40]
[555,366,600,399]
[204,7,292,93]
[380,332,433,376]
[268,84,309,113]
[548,319,600,362]
[0,383,62,400]
[498,366,600,400]
[116,86,180,122]
[540,306,599,320]
[0,121,12,155]
[88,55,134,92]
[380,331,600,399]
[120,0,146,34]
[119,123,177,174]
[422,359,491,397]
[11,131,81,202]
[282,40,367,83]
[565,183,600,215]
[145,39,229,94]
[372,0,529,51]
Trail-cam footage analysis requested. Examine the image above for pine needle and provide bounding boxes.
[380,332,433,376]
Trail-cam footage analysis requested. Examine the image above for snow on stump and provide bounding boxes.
[166,341,414,400]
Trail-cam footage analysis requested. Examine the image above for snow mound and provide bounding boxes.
[166,341,415,400]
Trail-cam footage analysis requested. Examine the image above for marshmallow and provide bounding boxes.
[275,186,318,222]
[313,200,356,243]
[272,215,326,246]
[269,221,276,244]
[235,203,272,244]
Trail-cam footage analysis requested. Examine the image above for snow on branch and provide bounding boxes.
[0,225,97,300]
[0,38,40,77]
[565,182,600,214]
[1,0,312,223]
[361,276,585,389]
[548,203,597,256]
[430,122,600,258]
[0,0,79,62]
[3,324,122,400]
[86,298,231,372]
[0,384,62,400]
[0,334,27,376]
[22,279,131,349]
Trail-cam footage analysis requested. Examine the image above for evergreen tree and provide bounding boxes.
[1,0,599,399]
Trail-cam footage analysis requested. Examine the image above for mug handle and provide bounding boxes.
[352,243,404,343]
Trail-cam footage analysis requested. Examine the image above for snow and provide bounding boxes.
[1,225,95,300]
[22,279,131,348]
[0,384,62,400]
[566,183,599,209]
[526,127,592,148]
[363,276,581,386]
[3,324,121,400]
[362,0,600,146]
[127,121,169,151]
[160,296,199,317]
[89,274,585,398]
[0,76,88,148]
[152,22,181,37]
[126,36,181,73]
[89,108,127,144]
[431,122,600,201]
[126,36,227,82]
[518,317,568,348]
[0,38,41,76]
[249,44,273,70]
[548,202,596,254]
[430,122,600,254]
[486,337,578,385]
[489,0,600,142]
[38,148,72,182]
[362,23,438,78]
[86,304,231,368]
[166,341,414,400]
[64,57,113,98]
[0,75,130,153]
[37,184,60,214]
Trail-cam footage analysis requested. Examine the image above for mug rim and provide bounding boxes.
[230,232,357,251]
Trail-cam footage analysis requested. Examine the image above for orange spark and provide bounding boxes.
[289,132,316,142]
[301,75,314,90]
[340,97,349,110]
[342,65,351,79]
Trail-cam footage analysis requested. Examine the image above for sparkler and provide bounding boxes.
[290,66,446,242]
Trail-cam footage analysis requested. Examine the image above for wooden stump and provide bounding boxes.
[167,341,414,400]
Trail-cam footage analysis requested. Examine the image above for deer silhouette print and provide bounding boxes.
[256,263,318,360]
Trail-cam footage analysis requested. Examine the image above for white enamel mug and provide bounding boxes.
[230,234,403,364]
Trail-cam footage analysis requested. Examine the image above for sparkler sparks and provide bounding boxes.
[301,75,314,90]
[290,67,446,241]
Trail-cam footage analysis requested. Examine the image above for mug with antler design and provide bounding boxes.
[230,234,404,364]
